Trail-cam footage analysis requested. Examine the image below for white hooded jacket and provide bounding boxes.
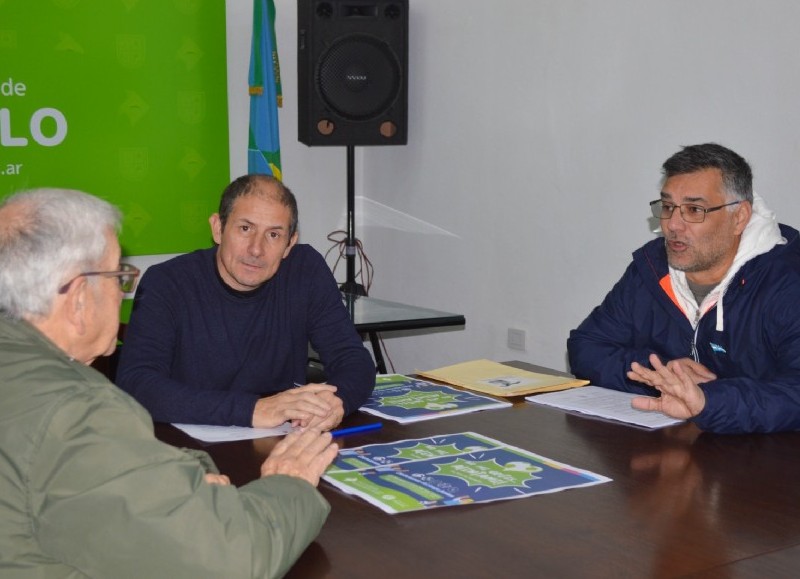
[669,193,786,332]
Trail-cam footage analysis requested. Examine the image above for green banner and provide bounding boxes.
[0,0,230,257]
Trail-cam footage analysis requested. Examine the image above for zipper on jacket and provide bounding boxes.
[691,324,700,362]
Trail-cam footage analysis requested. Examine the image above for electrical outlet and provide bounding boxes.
[507,328,526,351]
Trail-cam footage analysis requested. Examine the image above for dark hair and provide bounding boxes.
[218,174,299,237]
[662,143,753,203]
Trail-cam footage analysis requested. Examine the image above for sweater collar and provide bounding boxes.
[211,248,271,298]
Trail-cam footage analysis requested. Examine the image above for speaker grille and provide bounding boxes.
[316,34,402,121]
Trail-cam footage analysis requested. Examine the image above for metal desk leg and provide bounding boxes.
[369,331,387,374]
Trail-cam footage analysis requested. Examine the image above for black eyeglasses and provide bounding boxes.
[649,199,742,223]
[58,263,141,294]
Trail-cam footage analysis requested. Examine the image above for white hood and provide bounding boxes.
[669,193,785,331]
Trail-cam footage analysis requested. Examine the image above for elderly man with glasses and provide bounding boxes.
[568,143,800,434]
[0,188,337,577]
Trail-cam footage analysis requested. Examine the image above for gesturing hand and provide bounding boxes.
[628,354,707,419]
[629,356,716,388]
[260,429,339,487]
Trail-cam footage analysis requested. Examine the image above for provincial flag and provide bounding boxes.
[247,0,282,179]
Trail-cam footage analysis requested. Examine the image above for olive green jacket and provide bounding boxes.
[0,316,330,578]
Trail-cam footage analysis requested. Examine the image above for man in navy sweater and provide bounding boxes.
[568,143,800,434]
[117,175,376,428]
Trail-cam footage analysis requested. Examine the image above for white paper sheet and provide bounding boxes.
[171,422,293,442]
[526,385,684,429]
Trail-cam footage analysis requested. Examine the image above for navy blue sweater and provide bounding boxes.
[116,245,376,426]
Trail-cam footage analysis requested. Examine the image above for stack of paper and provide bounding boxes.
[526,385,684,429]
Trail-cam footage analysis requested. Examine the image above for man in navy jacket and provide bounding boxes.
[117,175,376,429]
[568,143,800,434]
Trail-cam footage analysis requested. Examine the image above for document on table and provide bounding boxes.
[359,374,511,423]
[323,432,611,514]
[417,359,588,397]
[172,422,293,442]
[525,385,684,429]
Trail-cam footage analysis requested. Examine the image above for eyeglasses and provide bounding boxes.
[58,263,141,294]
[649,199,742,223]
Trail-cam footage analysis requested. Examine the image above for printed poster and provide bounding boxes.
[324,432,611,514]
[360,374,511,423]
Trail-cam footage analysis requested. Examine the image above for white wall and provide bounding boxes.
[226,0,800,374]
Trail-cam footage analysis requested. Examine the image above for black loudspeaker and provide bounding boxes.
[298,0,408,146]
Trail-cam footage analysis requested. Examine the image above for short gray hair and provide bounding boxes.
[0,188,121,319]
[662,143,754,204]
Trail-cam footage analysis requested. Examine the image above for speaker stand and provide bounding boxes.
[339,145,367,296]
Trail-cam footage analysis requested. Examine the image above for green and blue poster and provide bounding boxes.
[360,374,511,423]
[325,432,611,514]
[0,0,230,265]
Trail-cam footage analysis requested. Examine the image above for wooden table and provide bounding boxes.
[155,384,800,578]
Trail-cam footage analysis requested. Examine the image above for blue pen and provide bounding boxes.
[330,423,383,438]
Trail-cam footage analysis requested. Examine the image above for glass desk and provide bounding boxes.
[342,293,466,372]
